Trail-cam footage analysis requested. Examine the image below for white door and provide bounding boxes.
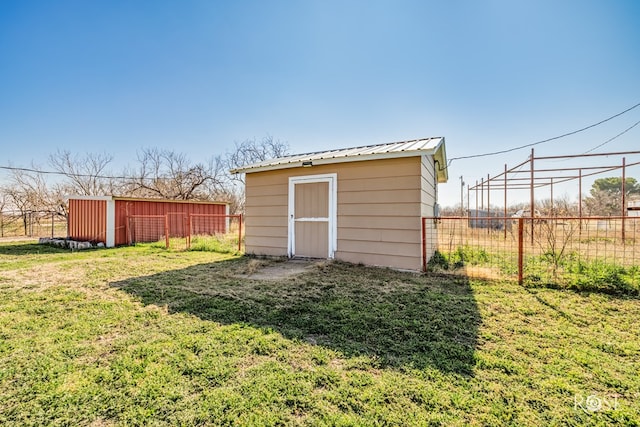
[288,174,337,258]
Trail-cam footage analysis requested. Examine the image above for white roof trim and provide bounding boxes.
[65,195,114,201]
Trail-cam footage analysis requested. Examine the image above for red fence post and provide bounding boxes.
[165,215,170,249]
[622,157,626,243]
[238,214,242,252]
[422,217,427,272]
[518,218,524,286]
[127,217,132,245]
[183,214,188,249]
[187,214,192,249]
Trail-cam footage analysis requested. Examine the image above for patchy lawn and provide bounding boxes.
[0,241,638,426]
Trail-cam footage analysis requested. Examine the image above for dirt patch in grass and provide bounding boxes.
[236,258,319,281]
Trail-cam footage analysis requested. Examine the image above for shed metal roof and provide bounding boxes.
[230,137,448,182]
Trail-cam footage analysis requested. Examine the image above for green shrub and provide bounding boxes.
[565,261,640,296]
[432,246,640,297]
[427,246,491,271]
[426,250,450,271]
[524,256,640,296]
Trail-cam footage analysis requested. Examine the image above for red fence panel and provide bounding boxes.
[188,214,243,252]
[127,215,169,247]
[124,213,243,251]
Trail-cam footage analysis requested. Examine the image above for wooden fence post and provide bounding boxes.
[165,215,170,249]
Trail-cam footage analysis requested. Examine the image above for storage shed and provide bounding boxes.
[230,137,448,271]
[67,196,228,247]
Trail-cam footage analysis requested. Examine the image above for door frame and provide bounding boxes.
[288,173,337,259]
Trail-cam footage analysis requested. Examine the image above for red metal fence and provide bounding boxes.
[115,199,227,246]
[187,214,242,251]
[126,213,242,251]
[422,215,640,291]
[128,215,169,247]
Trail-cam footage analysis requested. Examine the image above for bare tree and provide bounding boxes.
[0,192,8,237]
[121,148,226,200]
[223,136,290,213]
[533,218,580,280]
[2,166,64,235]
[49,150,115,196]
[226,136,290,185]
[537,196,578,217]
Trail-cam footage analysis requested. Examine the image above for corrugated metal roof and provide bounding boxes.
[229,137,448,182]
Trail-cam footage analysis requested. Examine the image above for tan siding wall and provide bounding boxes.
[337,157,422,270]
[339,216,420,230]
[245,194,288,207]
[248,216,288,227]
[338,252,420,271]
[421,155,436,217]
[244,157,428,270]
[339,228,418,243]
[421,155,438,262]
[245,185,287,197]
[339,175,417,191]
[338,189,419,205]
[339,203,417,216]
[244,172,289,256]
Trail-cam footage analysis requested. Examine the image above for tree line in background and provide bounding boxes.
[1,136,639,237]
[440,176,640,218]
[0,136,289,235]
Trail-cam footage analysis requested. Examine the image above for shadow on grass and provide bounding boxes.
[111,258,481,376]
[524,288,590,327]
[0,242,69,256]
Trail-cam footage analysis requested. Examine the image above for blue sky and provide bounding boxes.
[1,0,639,207]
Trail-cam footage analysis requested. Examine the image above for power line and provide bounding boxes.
[0,165,194,182]
[0,165,130,180]
[582,118,640,154]
[0,164,226,184]
[4,101,640,178]
[446,101,640,166]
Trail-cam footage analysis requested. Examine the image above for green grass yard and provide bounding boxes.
[0,241,638,425]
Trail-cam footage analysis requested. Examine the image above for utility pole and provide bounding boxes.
[460,175,465,216]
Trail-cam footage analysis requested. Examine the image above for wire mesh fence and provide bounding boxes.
[187,214,242,252]
[423,216,640,294]
[0,210,67,239]
[126,213,243,251]
[128,215,169,247]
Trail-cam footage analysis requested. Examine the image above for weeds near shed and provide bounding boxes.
[188,234,241,254]
[427,246,491,271]
[533,219,579,279]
